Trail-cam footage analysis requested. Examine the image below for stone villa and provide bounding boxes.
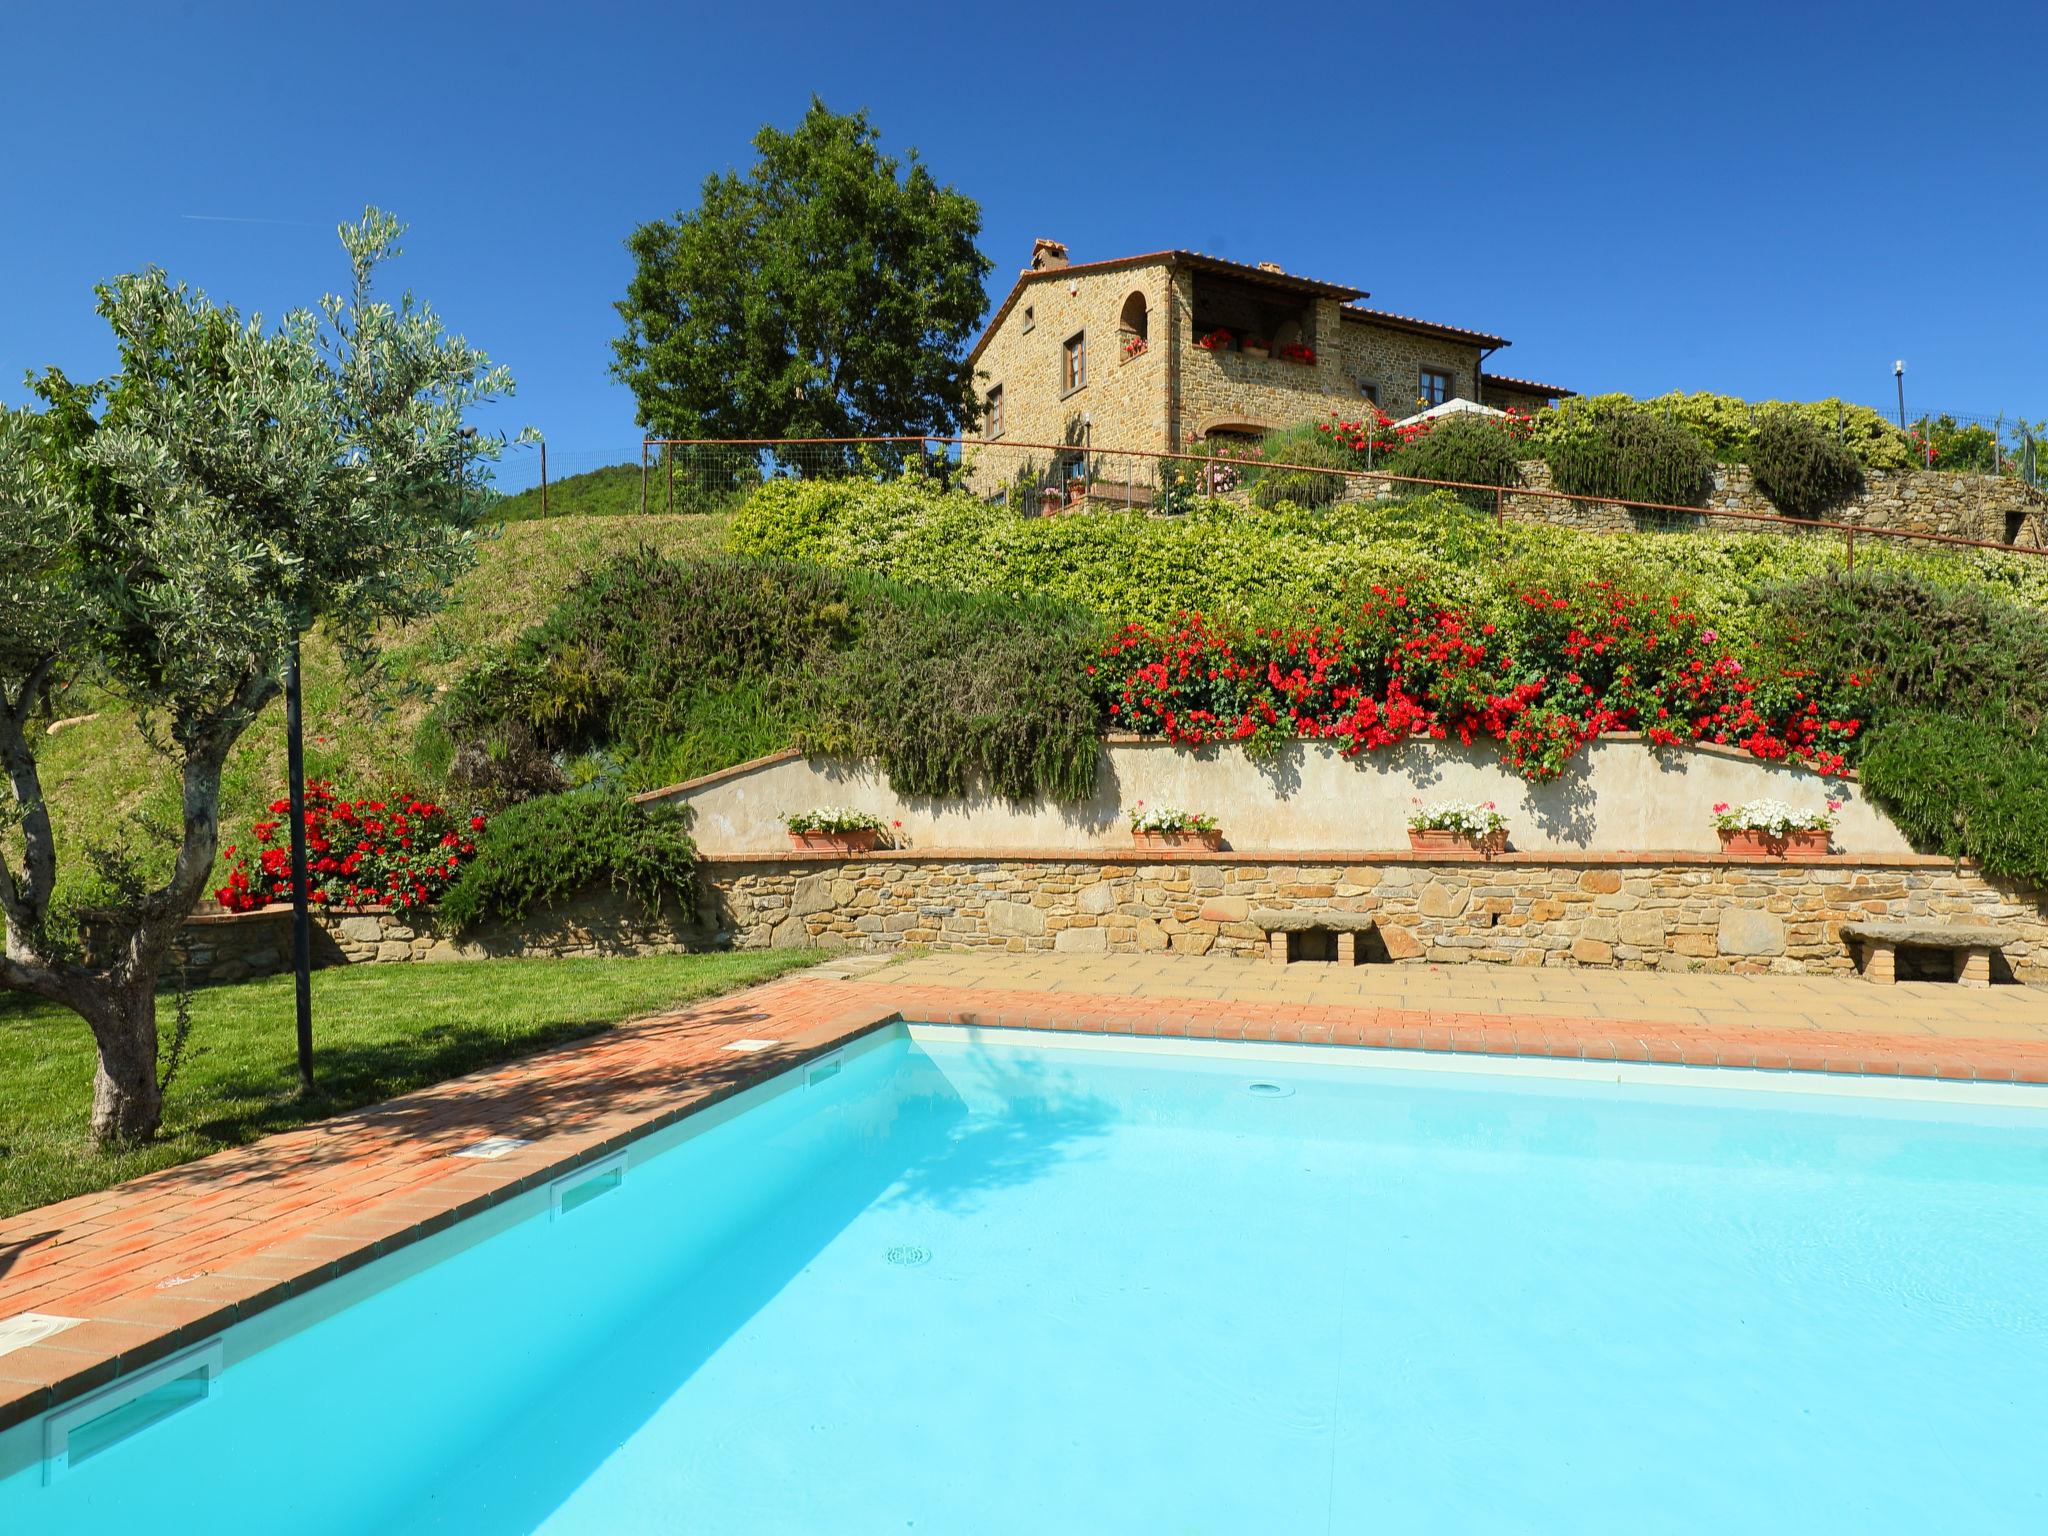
[965,239,1571,482]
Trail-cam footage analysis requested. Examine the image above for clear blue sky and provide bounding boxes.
[5,0,2043,489]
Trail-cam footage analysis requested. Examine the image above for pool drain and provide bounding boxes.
[886,1244,932,1267]
[1245,1081,1294,1098]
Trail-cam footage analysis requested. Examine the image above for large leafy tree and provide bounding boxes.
[611,99,992,447]
[0,210,521,1145]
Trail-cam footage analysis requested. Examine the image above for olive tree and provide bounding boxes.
[0,210,521,1144]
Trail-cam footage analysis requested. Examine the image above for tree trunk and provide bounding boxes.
[83,979,163,1145]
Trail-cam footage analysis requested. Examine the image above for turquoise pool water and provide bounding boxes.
[4,1028,2045,1533]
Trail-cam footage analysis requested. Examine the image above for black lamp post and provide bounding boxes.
[284,634,314,1095]
[284,426,477,1098]
[1894,360,1907,433]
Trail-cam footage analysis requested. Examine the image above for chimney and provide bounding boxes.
[1029,238,1070,273]
[1257,261,1284,274]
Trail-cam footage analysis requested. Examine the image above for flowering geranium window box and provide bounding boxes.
[1197,329,1234,353]
[1130,805,1221,851]
[785,808,892,854]
[1121,335,1148,362]
[1278,343,1316,365]
[1406,800,1507,857]
[1712,799,1837,856]
[1240,337,1271,360]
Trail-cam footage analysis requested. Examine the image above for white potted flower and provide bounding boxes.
[784,807,891,855]
[1129,803,1222,851]
[1406,799,1508,857]
[1712,799,1838,856]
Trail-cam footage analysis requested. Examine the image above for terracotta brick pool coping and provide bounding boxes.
[3,969,2046,1436]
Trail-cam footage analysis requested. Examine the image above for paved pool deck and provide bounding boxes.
[3,953,2045,1437]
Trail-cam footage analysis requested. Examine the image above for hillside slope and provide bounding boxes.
[25,513,731,923]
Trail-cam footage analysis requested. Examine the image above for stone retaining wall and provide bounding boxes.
[701,851,2048,981]
[1500,460,2048,546]
[171,852,2048,985]
[172,885,695,985]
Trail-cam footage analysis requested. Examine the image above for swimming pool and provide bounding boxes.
[4,1026,2044,1533]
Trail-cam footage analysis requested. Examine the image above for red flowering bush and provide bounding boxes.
[1096,582,1862,783]
[1278,343,1316,364]
[216,782,484,913]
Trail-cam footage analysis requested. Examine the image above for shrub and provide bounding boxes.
[1533,392,1914,471]
[437,790,697,930]
[1540,404,1717,510]
[1910,414,2000,473]
[1381,413,1526,509]
[728,470,2048,634]
[1763,570,2048,743]
[1749,411,1865,519]
[1857,714,2048,886]
[444,550,1105,805]
[1250,468,1342,509]
[802,587,1104,801]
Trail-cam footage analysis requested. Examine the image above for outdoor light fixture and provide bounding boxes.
[1894,360,1906,432]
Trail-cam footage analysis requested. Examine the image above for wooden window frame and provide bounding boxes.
[1061,331,1088,397]
[985,385,1004,440]
[1419,368,1452,407]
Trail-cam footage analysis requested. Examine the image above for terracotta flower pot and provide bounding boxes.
[789,828,880,854]
[1718,827,1829,857]
[1407,827,1506,857]
[1133,828,1223,852]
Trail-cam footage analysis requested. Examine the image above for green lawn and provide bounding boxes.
[0,949,821,1218]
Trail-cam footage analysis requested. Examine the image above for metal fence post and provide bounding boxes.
[666,443,675,514]
[1845,527,1856,574]
[640,441,649,516]
[539,440,548,516]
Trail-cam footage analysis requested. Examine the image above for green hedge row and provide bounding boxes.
[728,471,2048,633]
[1532,391,1917,471]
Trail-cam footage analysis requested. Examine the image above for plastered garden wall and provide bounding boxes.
[640,738,1909,859]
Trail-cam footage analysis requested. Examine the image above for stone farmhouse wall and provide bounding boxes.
[966,256,1499,496]
[701,851,2048,981]
[1502,460,2048,547]
[969,262,1178,492]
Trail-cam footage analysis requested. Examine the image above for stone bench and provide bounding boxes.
[1838,921,2009,988]
[1250,909,1379,965]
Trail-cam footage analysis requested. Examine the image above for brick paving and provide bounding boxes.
[2,953,2045,1437]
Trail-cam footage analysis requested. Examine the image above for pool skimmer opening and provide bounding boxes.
[1246,1081,1295,1098]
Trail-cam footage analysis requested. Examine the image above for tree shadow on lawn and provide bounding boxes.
[178,1012,629,1149]
[59,997,810,1210]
